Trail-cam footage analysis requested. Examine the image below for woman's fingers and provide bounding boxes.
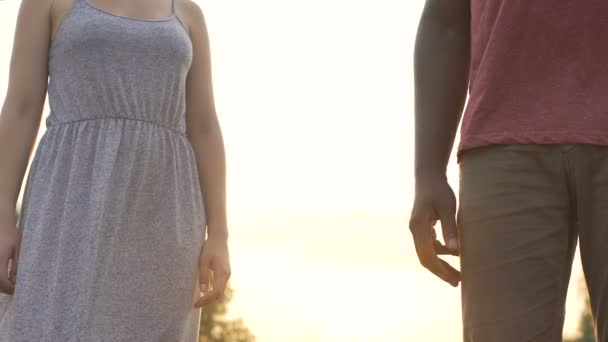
[0,250,15,295]
[194,287,221,308]
[194,235,232,308]
[211,266,230,299]
[8,233,21,284]
[198,253,210,294]
[194,263,231,308]
[0,224,20,294]
[194,259,231,308]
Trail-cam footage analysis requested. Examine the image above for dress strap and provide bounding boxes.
[171,0,176,14]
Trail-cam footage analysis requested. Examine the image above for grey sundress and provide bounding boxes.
[0,0,207,340]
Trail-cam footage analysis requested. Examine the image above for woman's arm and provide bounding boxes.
[0,0,54,294]
[181,0,231,307]
[184,2,226,241]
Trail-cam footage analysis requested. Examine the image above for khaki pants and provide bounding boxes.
[458,144,608,342]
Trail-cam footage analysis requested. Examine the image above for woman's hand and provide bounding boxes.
[0,221,21,295]
[194,233,231,308]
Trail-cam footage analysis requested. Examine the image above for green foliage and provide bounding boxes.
[199,283,256,342]
[565,280,595,342]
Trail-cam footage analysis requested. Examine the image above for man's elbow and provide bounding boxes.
[420,0,471,37]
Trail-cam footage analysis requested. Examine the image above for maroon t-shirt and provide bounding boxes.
[458,1,608,157]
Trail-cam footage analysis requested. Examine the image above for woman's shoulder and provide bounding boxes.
[174,0,208,35]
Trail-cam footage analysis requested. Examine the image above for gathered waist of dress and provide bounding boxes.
[45,115,187,137]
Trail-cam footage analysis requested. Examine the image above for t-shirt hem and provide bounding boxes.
[457,131,608,162]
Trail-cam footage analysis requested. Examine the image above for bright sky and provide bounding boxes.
[0,0,587,341]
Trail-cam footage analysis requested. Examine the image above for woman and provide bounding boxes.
[0,0,231,340]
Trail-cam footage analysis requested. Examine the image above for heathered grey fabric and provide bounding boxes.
[0,0,207,340]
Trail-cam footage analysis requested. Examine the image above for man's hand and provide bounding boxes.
[194,234,231,308]
[0,221,20,295]
[409,177,460,287]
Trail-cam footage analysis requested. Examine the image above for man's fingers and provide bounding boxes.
[433,239,458,256]
[436,203,459,254]
[422,254,460,287]
[410,206,460,286]
[421,252,460,287]
[438,258,461,284]
[415,235,460,287]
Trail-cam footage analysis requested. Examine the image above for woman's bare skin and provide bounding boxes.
[0,0,230,307]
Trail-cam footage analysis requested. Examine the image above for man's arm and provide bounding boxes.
[409,0,471,287]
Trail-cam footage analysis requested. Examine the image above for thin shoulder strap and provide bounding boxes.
[171,0,176,14]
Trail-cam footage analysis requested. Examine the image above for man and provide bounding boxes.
[410,1,608,341]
